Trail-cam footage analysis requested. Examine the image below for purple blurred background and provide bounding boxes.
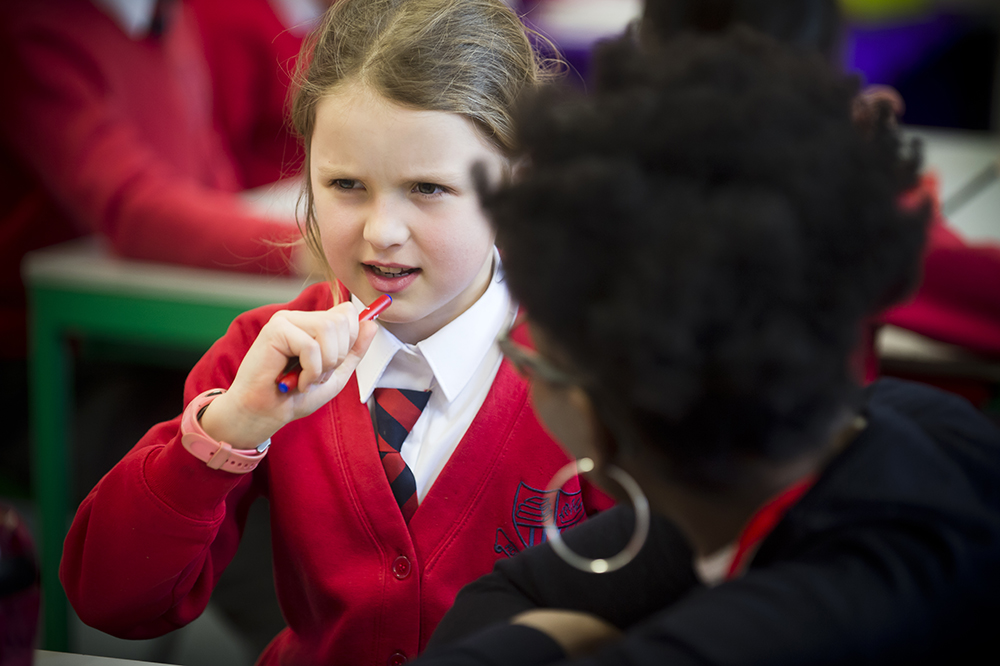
[517,0,1000,131]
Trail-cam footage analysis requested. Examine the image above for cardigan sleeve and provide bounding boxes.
[882,214,1000,356]
[188,0,305,189]
[0,4,298,275]
[879,175,1000,357]
[59,302,280,638]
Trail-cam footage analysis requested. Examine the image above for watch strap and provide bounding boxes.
[180,389,270,474]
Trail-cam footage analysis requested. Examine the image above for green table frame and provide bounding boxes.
[25,239,306,652]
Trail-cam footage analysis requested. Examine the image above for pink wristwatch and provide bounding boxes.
[180,389,270,474]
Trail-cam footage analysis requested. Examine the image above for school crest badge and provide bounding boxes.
[511,481,586,549]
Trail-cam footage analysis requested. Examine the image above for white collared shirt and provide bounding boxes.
[267,0,326,36]
[693,542,737,587]
[92,0,326,40]
[91,0,158,39]
[355,249,517,501]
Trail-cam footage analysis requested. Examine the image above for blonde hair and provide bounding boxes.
[290,0,556,286]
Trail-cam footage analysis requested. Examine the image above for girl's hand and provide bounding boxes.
[199,302,378,449]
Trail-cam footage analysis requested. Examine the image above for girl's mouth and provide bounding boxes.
[363,264,421,293]
[366,264,419,278]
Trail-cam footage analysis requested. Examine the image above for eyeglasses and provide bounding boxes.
[497,315,579,386]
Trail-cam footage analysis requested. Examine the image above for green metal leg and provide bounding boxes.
[28,303,72,652]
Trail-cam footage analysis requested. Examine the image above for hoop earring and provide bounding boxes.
[543,458,650,573]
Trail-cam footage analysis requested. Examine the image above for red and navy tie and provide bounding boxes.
[373,388,431,523]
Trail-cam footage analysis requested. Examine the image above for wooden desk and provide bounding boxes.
[35,650,170,666]
[885,128,1000,395]
[877,325,1000,384]
[24,238,309,651]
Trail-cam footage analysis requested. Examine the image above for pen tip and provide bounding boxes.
[278,383,289,394]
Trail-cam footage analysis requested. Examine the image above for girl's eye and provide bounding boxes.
[414,182,445,196]
[333,179,362,190]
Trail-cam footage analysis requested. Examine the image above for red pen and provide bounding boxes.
[276,294,392,393]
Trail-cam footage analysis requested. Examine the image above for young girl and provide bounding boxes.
[59,1,610,664]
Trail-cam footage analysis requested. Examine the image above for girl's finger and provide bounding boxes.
[307,309,354,387]
[268,315,325,388]
[275,305,360,386]
[305,320,379,402]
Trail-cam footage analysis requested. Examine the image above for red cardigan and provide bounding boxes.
[61,282,612,666]
[882,175,1000,357]
[857,175,1000,386]
[0,0,298,357]
[189,0,307,189]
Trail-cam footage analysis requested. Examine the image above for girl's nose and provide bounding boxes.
[363,197,410,249]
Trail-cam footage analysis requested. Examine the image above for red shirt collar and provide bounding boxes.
[725,474,818,580]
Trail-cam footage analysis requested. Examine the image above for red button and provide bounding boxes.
[388,651,407,665]
[392,555,411,580]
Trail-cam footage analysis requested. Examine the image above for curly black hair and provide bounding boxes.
[488,30,929,487]
[640,0,843,62]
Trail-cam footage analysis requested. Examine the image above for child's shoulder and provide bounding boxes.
[229,281,337,335]
[267,280,336,312]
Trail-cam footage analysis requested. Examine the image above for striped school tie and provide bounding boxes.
[373,388,431,523]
